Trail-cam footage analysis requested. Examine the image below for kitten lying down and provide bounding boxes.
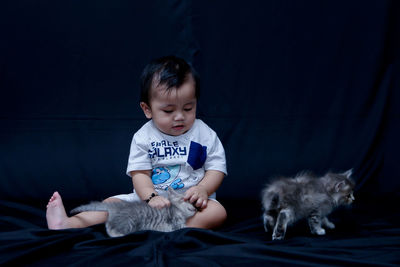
[261,170,355,240]
[71,188,197,237]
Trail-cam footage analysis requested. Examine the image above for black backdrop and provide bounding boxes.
[0,0,399,265]
[1,0,398,204]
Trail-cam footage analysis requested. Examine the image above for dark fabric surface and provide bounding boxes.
[1,199,399,266]
[1,0,399,266]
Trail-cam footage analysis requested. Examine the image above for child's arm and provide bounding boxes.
[130,170,171,209]
[184,170,225,209]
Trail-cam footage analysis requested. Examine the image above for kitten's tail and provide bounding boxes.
[70,202,110,214]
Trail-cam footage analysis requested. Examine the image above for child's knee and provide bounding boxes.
[208,200,227,224]
[186,200,226,229]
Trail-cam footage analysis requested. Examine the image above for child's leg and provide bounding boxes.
[46,191,120,230]
[185,199,227,229]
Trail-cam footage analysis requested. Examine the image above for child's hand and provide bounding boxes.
[148,195,170,209]
[184,185,208,209]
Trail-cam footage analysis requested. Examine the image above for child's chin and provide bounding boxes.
[163,129,184,136]
[171,127,186,135]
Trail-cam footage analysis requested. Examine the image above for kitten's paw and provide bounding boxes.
[322,217,335,229]
[106,227,124,238]
[315,228,326,235]
[272,232,284,240]
[272,228,285,240]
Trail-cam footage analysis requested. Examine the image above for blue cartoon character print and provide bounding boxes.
[151,165,183,190]
[151,167,171,185]
[170,178,184,190]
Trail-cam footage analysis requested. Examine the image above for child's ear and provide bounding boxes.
[140,102,152,119]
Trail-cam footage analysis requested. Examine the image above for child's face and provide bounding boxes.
[140,76,197,136]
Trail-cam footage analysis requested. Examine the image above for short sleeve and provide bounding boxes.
[204,131,227,175]
[126,133,152,176]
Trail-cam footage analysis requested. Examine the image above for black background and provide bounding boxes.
[1,0,399,265]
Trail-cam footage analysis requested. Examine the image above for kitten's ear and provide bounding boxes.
[167,187,174,195]
[167,187,180,199]
[335,181,346,192]
[342,169,353,179]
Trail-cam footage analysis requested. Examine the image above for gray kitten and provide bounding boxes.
[261,170,355,240]
[71,188,197,237]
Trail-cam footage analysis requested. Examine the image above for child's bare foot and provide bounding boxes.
[46,191,69,230]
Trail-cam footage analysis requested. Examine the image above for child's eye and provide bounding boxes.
[184,108,192,112]
[163,110,173,114]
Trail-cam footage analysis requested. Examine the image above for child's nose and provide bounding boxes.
[174,111,184,121]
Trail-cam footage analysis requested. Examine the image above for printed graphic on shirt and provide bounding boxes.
[187,141,207,170]
[151,165,183,190]
[148,140,187,160]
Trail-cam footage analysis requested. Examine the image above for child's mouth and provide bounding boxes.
[172,125,184,131]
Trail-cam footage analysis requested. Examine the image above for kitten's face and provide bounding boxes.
[334,174,355,205]
[344,191,355,204]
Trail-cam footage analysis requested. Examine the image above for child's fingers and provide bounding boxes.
[195,198,207,209]
[189,193,199,204]
[183,188,195,201]
[183,192,191,201]
[201,199,207,209]
[184,187,208,208]
[194,197,208,209]
[161,197,171,207]
[162,198,171,207]
[149,196,170,209]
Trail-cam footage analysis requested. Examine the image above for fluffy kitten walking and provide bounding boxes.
[261,170,355,240]
[71,188,197,237]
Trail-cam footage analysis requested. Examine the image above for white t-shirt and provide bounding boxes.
[126,119,227,198]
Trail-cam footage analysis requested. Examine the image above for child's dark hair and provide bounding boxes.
[140,55,200,105]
